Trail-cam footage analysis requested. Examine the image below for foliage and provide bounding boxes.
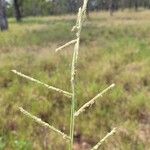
[0,137,6,150]
[6,0,150,18]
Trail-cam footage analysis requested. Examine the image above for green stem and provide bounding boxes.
[69,1,88,149]
[69,47,77,150]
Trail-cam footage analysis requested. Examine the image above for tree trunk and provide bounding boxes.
[149,0,150,9]
[109,0,114,16]
[0,0,8,31]
[121,0,125,11]
[13,0,22,21]
[135,0,138,11]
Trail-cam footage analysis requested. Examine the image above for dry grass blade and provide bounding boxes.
[90,128,116,150]
[55,39,77,52]
[19,107,70,140]
[12,70,72,98]
[74,84,115,117]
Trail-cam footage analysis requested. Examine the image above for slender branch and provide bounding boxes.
[19,107,70,140]
[12,70,72,98]
[55,39,77,52]
[69,7,83,150]
[90,128,116,150]
[74,84,115,117]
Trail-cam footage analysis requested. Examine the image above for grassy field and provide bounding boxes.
[0,10,150,150]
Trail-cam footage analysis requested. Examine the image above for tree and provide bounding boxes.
[13,0,22,21]
[6,0,150,17]
[68,0,78,13]
[134,0,139,11]
[0,0,8,31]
[109,0,114,16]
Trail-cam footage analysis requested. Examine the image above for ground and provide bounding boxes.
[0,10,150,150]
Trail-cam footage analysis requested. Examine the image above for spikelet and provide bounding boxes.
[19,107,70,140]
[12,70,72,98]
[74,84,115,117]
[90,128,116,150]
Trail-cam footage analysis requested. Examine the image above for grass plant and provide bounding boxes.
[12,0,117,149]
[0,6,150,150]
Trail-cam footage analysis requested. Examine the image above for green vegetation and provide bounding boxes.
[0,10,150,149]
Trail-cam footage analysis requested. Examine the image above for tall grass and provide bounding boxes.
[12,0,117,149]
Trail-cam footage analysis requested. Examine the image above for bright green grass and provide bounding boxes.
[0,11,150,149]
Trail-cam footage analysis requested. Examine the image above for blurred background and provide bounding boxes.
[0,0,150,149]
